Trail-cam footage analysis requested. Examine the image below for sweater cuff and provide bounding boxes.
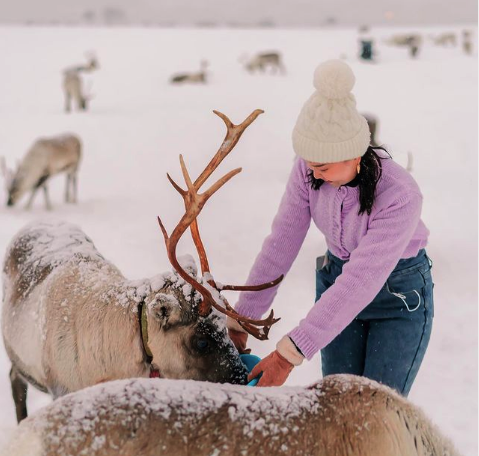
[287,327,320,360]
[276,336,305,366]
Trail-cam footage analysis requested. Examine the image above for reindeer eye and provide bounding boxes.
[195,338,210,352]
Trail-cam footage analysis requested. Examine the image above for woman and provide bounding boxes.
[228,60,433,396]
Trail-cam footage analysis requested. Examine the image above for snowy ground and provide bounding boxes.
[0,25,477,455]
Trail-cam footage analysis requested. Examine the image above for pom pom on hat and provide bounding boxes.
[313,59,355,100]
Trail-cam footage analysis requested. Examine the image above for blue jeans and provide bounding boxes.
[318,249,434,397]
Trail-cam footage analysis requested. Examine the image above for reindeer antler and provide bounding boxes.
[158,110,282,340]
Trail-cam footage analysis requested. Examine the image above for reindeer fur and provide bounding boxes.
[0,374,460,456]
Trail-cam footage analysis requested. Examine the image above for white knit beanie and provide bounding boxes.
[292,60,371,163]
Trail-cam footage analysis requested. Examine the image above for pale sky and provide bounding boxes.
[0,0,477,26]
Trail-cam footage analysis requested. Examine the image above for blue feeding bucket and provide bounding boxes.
[240,354,262,386]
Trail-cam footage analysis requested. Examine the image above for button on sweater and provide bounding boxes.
[235,155,429,360]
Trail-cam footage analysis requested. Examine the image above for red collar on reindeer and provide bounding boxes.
[138,300,161,379]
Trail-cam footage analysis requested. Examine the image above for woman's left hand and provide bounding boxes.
[248,350,294,386]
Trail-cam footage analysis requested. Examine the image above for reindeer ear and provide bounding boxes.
[147,293,182,327]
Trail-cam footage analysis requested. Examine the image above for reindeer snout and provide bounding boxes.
[7,197,14,206]
[229,361,249,385]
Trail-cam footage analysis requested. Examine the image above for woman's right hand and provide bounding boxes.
[228,328,251,354]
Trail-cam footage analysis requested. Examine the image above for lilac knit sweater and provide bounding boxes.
[235,155,429,360]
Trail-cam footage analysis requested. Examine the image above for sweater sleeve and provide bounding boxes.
[288,191,423,360]
[234,158,312,320]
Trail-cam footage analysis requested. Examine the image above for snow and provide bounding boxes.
[2,376,320,455]
[0,24,476,455]
[0,374,453,455]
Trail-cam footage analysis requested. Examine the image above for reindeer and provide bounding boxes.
[170,60,208,84]
[63,53,99,74]
[385,33,422,47]
[0,374,461,456]
[431,32,457,46]
[462,30,473,55]
[362,113,379,146]
[1,110,282,423]
[63,71,93,112]
[242,52,286,74]
[62,54,98,112]
[2,133,81,210]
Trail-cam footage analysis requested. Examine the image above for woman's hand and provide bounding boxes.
[249,336,305,386]
[248,350,294,386]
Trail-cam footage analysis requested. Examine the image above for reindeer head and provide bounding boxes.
[1,158,23,206]
[144,259,249,384]
[1,157,13,192]
[84,51,99,72]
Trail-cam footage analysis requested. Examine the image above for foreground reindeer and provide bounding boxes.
[62,55,98,112]
[3,133,81,209]
[170,60,208,84]
[2,110,281,423]
[242,52,286,74]
[0,374,460,456]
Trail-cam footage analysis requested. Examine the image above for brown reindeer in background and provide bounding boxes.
[462,30,473,55]
[431,32,457,46]
[2,133,81,209]
[170,60,209,84]
[1,110,281,423]
[242,51,286,74]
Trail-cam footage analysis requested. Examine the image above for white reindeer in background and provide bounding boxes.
[2,110,282,423]
[62,54,98,112]
[170,60,209,84]
[2,133,82,209]
[0,374,461,456]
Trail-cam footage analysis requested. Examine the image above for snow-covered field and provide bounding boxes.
[0,25,477,455]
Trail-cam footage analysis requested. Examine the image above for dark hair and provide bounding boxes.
[307,146,390,216]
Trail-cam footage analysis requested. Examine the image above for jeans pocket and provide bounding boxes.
[316,267,333,302]
[386,269,426,312]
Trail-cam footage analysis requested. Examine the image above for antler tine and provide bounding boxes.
[220,295,281,341]
[220,274,284,292]
[194,109,263,191]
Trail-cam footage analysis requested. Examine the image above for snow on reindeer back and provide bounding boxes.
[10,377,321,454]
[7,219,103,269]
[3,219,106,299]
[4,220,210,316]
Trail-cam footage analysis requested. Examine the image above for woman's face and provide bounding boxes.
[306,157,361,187]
